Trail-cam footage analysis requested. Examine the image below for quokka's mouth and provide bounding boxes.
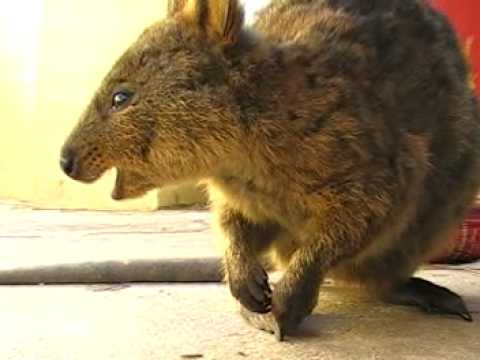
[112,169,128,200]
[111,168,156,201]
[70,162,110,184]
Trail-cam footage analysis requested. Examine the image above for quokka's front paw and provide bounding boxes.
[238,301,304,342]
[239,306,284,341]
[237,278,317,341]
[228,262,272,314]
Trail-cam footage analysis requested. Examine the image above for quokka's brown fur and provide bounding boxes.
[61,0,480,340]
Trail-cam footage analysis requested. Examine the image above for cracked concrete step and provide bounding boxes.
[1,203,214,267]
[1,202,223,283]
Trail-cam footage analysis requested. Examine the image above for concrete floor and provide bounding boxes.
[1,201,480,359]
[2,269,480,360]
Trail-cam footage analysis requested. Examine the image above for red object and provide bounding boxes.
[425,2,480,263]
[432,207,480,264]
[428,0,480,96]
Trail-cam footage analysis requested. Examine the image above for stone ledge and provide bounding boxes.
[0,258,223,285]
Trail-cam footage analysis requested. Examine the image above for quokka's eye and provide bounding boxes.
[112,90,132,110]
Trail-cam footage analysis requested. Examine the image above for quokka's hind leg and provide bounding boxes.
[338,253,474,321]
[333,236,473,322]
[384,277,472,321]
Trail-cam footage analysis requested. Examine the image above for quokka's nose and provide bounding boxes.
[60,148,78,177]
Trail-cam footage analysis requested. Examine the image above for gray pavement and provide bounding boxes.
[1,201,480,359]
[1,268,479,360]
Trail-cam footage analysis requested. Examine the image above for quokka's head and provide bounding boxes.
[60,0,248,199]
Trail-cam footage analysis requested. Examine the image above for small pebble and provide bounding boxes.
[180,354,204,359]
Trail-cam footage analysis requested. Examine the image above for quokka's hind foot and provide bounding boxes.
[385,277,472,322]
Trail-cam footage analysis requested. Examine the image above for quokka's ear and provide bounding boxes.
[182,0,245,45]
[167,0,188,17]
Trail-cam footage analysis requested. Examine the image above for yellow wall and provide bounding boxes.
[0,0,167,210]
[0,0,269,210]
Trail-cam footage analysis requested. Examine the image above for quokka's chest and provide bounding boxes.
[207,176,309,229]
[207,176,273,220]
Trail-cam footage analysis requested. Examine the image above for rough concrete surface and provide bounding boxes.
[1,201,480,359]
[1,269,479,360]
